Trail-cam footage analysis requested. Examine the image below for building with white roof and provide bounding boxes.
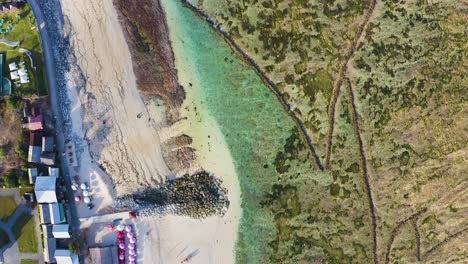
[18,67,27,76]
[52,224,70,239]
[55,249,79,264]
[10,70,19,80]
[8,62,17,71]
[34,176,57,203]
[20,74,29,84]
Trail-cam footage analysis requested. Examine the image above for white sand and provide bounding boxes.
[143,105,242,263]
[61,0,173,198]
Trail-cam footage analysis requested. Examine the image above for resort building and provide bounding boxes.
[44,236,57,263]
[52,224,71,239]
[54,249,79,264]
[23,114,44,131]
[49,202,64,224]
[34,176,58,203]
[39,203,51,224]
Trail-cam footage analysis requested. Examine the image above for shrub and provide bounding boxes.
[3,171,18,188]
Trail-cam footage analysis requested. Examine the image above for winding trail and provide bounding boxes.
[421,227,468,261]
[413,220,422,261]
[179,0,324,171]
[384,208,427,264]
[346,78,379,264]
[324,0,378,169]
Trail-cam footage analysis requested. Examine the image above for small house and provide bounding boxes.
[55,249,79,264]
[34,176,57,203]
[26,115,44,131]
[44,237,57,263]
[28,145,41,163]
[52,224,70,239]
[39,203,51,224]
[49,203,64,224]
[8,62,17,71]
[42,136,54,152]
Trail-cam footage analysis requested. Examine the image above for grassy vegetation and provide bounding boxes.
[0,3,47,96]
[191,0,467,263]
[13,213,37,253]
[20,260,38,264]
[0,227,9,248]
[0,195,17,222]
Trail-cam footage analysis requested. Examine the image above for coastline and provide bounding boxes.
[60,0,173,197]
[144,0,243,263]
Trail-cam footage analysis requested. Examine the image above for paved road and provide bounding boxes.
[28,0,80,230]
[0,38,19,47]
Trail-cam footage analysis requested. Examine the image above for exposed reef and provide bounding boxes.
[113,0,185,124]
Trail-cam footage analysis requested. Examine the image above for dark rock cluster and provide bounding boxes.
[114,171,229,218]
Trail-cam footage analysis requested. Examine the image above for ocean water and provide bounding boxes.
[161,0,299,262]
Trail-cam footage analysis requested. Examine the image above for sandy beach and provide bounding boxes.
[61,0,173,198]
[52,0,242,262]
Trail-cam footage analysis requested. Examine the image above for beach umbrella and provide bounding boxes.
[117,225,125,231]
[119,243,125,249]
[71,184,78,191]
[118,238,124,244]
[125,225,132,232]
[129,262,135,264]
[127,232,134,239]
[83,190,90,196]
[118,248,125,255]
[129,255,136,261]
[119,254,125,260]
[129,249,136,255]
[128,244,135,250]
[84,197,91,204]
[74,196,81,202]
[117,232,125,238]
[80,183,88,190]
[130,237,136,244]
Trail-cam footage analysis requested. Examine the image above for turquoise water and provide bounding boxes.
[162,0,301,262]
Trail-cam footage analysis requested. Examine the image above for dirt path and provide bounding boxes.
[324,0,378,169]
[347,78,379,264]
[384,208,427,264]
[421,227,468,261]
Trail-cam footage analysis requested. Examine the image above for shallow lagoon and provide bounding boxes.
[161,0,309,262]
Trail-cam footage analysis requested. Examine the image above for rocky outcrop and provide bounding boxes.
[113,0,184,124]
[114,171,229,218]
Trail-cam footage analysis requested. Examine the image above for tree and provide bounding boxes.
[18,174,30,187]
[3,171,17,188]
